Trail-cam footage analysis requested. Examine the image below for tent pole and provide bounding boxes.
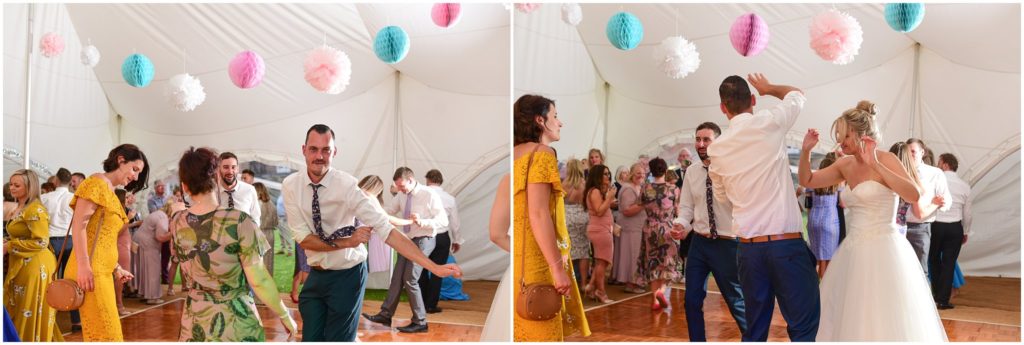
[23,4,35,169]
[910,42,921,138]
[602,82,610,159]
[392,71,400,174]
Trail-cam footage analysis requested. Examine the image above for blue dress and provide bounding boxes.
[808,190,840,260]
[3,307,19,342]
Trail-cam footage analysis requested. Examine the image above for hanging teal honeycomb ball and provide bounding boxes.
[885,3,925,33]
[122,53,154,88]
[374,26,410,64]
[607,12,644,51]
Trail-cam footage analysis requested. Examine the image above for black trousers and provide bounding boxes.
[929,221,964,304]
[418,232,451,310]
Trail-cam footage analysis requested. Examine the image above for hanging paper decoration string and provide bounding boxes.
[167,73,206,112]
[653,36,700,79]
[228,50,265,89]
[122,53,155,88]
[607,11,643,51]
[885,3,925,33]
[81,44,100,67]
[562,3,582,26]
[431,3,462,28]
[515,3,540,14]
[374,26,410,64]
[729,13,770,57]
[809,9,864,65]
[39,32,65,58]
[304,45,352,94]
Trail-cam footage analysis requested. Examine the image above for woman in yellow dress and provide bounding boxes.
[512,94,590,341]
[64,144,149,341]
[3,169,62,341]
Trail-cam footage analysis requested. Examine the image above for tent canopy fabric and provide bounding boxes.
[4,3,510,280]
[515,3,1019,277]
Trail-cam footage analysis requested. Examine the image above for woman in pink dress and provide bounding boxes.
[584,164,616,303]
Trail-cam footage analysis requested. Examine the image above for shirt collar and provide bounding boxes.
[305,167,335,189]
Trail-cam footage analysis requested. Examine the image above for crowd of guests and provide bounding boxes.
[513,73,976,341]
[1,123,479,342]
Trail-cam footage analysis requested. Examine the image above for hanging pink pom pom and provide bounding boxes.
[809,9,863,65]
[431,3,462,28]
[39,32,65,58]
[729,13,770,57]
[228,50,265,89]
[515,3,541,14]
[304,45,352,95]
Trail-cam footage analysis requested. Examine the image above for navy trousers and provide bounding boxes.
[298,262,367,342]
[684,234,747,341]
[737,238,819,342]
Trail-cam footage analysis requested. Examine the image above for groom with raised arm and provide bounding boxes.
[707,74,820,341]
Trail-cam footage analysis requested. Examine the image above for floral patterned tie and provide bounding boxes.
[225,189,235,209]
[310,183,355,245]
[704,167,718,239]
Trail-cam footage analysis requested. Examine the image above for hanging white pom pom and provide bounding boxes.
[561,3,582,26]
[80,45,100,67]
[809,9,864,65]
[166,73,206,112]
[652,36,700,79]
[304,45,352,94]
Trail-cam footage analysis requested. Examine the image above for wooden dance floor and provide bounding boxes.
[62,299,483,342]
[566,287,1021,342]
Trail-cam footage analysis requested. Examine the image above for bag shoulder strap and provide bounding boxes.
[54,205,105,279]
[519,144,543,289]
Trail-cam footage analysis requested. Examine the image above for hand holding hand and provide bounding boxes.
[802,129,819,152]
[430,263,462,279]
[451,243,461,254]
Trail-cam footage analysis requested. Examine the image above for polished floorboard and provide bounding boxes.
[566,287,1021,342]
[62,299,483,342]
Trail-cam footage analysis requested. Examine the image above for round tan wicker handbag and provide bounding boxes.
[46,206,103,311]
[514,145,562,321]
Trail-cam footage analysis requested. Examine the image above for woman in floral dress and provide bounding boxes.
[3,169,62,341]
[633,158,682,310]
[170,147,296,341]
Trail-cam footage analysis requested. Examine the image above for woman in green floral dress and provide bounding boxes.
[170,147,296,341]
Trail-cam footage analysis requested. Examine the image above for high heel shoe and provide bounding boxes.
[655,290,669,309]
[594,290,613,304]
[584,284,595,299]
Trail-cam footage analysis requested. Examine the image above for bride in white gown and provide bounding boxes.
[480,174,511,341]
[799,101,947,342]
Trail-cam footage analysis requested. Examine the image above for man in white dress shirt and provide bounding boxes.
[418,169,463,314]
[364,167,448,333]
[931,153,972,310]
[672,122,746,341]
[41,167,81,329]
[216,152,261,227]
[904,138,952,274]
[707,73,819,341]
[285,124,460,341]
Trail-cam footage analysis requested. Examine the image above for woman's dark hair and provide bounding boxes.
[814,152,839,195]
[648,157,668,178]
[178,147,219,196]
[582,164,610,211]
[719,75,753,115]
[513,94,556,145]
[114,189,128,212]
[253,182,270,203]
[103,144,150,194]
[2,183,13,202]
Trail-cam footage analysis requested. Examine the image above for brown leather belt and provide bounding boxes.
[738,232,803,243]
[696,232,737,241]
[310,265,329,271]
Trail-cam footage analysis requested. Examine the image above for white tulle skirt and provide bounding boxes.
[817,230,948,342]
[480,266,511,341]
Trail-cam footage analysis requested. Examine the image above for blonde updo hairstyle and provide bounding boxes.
[564,158,586,191]
[831,100,882,150]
